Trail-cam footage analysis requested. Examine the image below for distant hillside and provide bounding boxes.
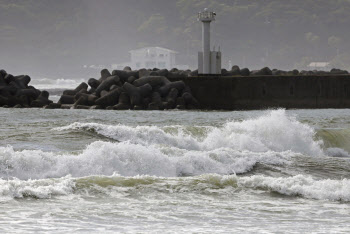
[1,0,350,77]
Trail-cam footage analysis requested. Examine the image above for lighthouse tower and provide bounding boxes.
[197,8,221,75]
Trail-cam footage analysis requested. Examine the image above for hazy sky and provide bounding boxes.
[1,0,349,78]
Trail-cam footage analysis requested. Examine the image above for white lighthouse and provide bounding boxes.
[197,8,221,75]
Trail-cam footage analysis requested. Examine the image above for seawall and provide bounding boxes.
[169,75,350,110]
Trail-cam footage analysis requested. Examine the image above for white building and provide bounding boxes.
[112,47,188,70]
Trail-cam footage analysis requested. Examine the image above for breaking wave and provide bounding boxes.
[239,174,350,202]
[54,109,324,155]
[2,174,350,202]
[0,142,292,180]
[0,109,331,181]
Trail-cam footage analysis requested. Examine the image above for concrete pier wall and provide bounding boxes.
[169,75,350,110]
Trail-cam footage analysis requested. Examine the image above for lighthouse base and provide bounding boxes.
[198,51,222,75]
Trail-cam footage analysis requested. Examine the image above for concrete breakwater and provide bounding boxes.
[169,74,350,110]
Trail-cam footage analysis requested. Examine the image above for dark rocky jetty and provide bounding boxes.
[55,67,200,110]
[2,65,350,110]
[0,70,52,108]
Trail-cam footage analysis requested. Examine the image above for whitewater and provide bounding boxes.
[1,108,350,233]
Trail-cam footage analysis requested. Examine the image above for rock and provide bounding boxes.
[189,70,198,77]
[127,76,137,84]
[15,75,31,88]
[240,68,250,76]
[0,69,7,78]
[62,82,88,96]
[123,66,132,71]
[4,74,15,84]
[88,78,100,89]
[272,70,285,76]
[113,92,130,110]
[292,69,299,75]
[0,95,9,106]
[16,89,40,99]
[95,75,120,96]
[182,92,199,107]
[58,95,75,104]
[147,92,163,110]
[99,69,112,82]
[231,65,241,76]
[0,73,6,85]
[133,76,170,87]
[149,71,159,76]
[74,82,89,92]
[9,81,21,90]
[165,88,179,109]
[0,85,17,96]
[330,68,349,75]
[123,82,152,106]
[74,93,98,106]
[31,90,52,107]
[159,81,185,96]
[176,97,186,106]
[95,88,121,107]
[138,68,151,78]
[142,97,151,108]
[73,96,89,107]
[157,69,169,77]
[110,85,119,91]
[100,90,109,97]
[112,70,138,82]
[251,67,272,76]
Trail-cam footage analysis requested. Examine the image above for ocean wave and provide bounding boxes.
[0,176,75,199]
[0,110,336,181]
[54,109,324,156]
[0,142,292,180]
[239,174,350,202]
[326,148,350,157]
[2,173,350,202]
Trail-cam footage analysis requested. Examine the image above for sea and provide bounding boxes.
[1,78,350,233]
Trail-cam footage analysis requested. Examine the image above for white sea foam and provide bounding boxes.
[326,147,350,157]
[0,142,292,180]
[239,174,350,201]
[2,173,349,202]
[54,109,324,156]
[0,176,75,199]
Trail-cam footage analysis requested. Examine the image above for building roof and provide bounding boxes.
[308,62,330,67]
[129,47,178,54]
